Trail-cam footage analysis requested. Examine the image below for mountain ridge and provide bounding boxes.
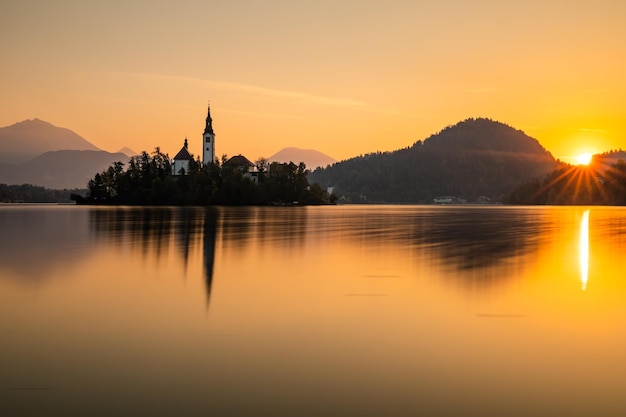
[0,118,101,164]
[309,118,558,203]
[268,147,336,169]
[0,150,129,189]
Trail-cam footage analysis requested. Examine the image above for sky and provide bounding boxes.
[1,0,625,164]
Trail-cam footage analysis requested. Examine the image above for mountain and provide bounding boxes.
[0,119,101,164]
[309,118,557,203]
[118,147,138,157]
[269,147,336,169]
[0,150,129,189]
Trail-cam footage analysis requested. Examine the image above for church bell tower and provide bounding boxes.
[202,103,215,166]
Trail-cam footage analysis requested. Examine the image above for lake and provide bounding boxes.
[2,205,626,416]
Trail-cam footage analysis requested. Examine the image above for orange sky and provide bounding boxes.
[1,1,625,164]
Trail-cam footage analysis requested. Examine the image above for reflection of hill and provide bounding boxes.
[407,208,545,274]
[318,207,547,287]
[0,205,547,294]
[212,206,545,288]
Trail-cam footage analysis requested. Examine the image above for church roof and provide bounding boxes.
[173,145,193,161]
[224,154,254,167]
[204,104,215,135]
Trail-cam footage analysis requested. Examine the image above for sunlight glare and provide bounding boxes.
[576,153,592,165]
[579,210,589,291]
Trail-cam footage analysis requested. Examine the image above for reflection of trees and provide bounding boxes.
[219,207,308,248]
[332,207,547,287]
[90,207,218,302]
[407,209,546,270]
[91,208,174,259]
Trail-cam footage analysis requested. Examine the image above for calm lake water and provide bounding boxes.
[2,205,626,416]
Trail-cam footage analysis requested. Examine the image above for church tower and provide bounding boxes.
[202,103,215,166]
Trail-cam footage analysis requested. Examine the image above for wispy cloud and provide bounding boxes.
[107,72,367,109]
[210,80,367,108]
[578,127,609,134]
[464,87,497,94]
[89,94,200,111]
[219,107,306,120]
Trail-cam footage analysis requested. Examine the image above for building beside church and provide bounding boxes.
[223,154,259,183]
[172,138,192,175]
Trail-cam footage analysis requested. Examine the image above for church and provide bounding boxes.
[171,104,215,175]
[171,104,258,181]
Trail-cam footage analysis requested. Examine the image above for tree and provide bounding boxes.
[88,173,107,200]
[255,157,269,175]
[81,150,327,205]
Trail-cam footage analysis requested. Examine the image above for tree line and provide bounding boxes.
[309,118,556,203]
[1,183,85,203]
[74,148,333,205]
[502,159,626,205]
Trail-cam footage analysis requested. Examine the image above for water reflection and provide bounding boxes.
[0,206,547,291]
[6,206,626,416]
[203,208,217,300]
[89,207,218,303]
[580,210,590,291]
[0,206,93,281]
[304,206,548,289]
[406,208,544,269]
[219,206,308,248]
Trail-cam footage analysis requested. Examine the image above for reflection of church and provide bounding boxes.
[172,104,258,182]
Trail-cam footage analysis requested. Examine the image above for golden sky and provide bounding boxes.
[1,0,625,164]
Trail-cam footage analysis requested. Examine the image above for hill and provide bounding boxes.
[269,147,336,169]
[118,147,138,157]
[0,150,129,189]
[309,118,557,203]
[593,150,626,170]
[0,119,100,164]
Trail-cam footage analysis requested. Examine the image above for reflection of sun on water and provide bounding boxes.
[579,210,589,291]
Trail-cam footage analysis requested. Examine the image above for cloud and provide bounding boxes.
[210,80,367,108]
[464,87,497,94]
[578,127,609,134]
[89,94,200,110]
[108,72,367,109]
[219,107,306,120]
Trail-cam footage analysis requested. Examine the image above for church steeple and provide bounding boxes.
[204,103,214,135]
[202,102,216,166]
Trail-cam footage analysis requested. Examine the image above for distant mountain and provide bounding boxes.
[0,150,129,189]
[269,147,336,169]
[118,147,138,157]
[0,119,100,164]
[309,118,557,203]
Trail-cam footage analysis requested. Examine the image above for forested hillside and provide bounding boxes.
[309,118,557,203]
[503,153,626,205]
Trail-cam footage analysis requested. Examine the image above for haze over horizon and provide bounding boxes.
[2,1,625,164]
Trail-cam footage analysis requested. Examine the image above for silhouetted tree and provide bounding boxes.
[81,151,326,206]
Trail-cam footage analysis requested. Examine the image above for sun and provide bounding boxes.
[576,153,593,166]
